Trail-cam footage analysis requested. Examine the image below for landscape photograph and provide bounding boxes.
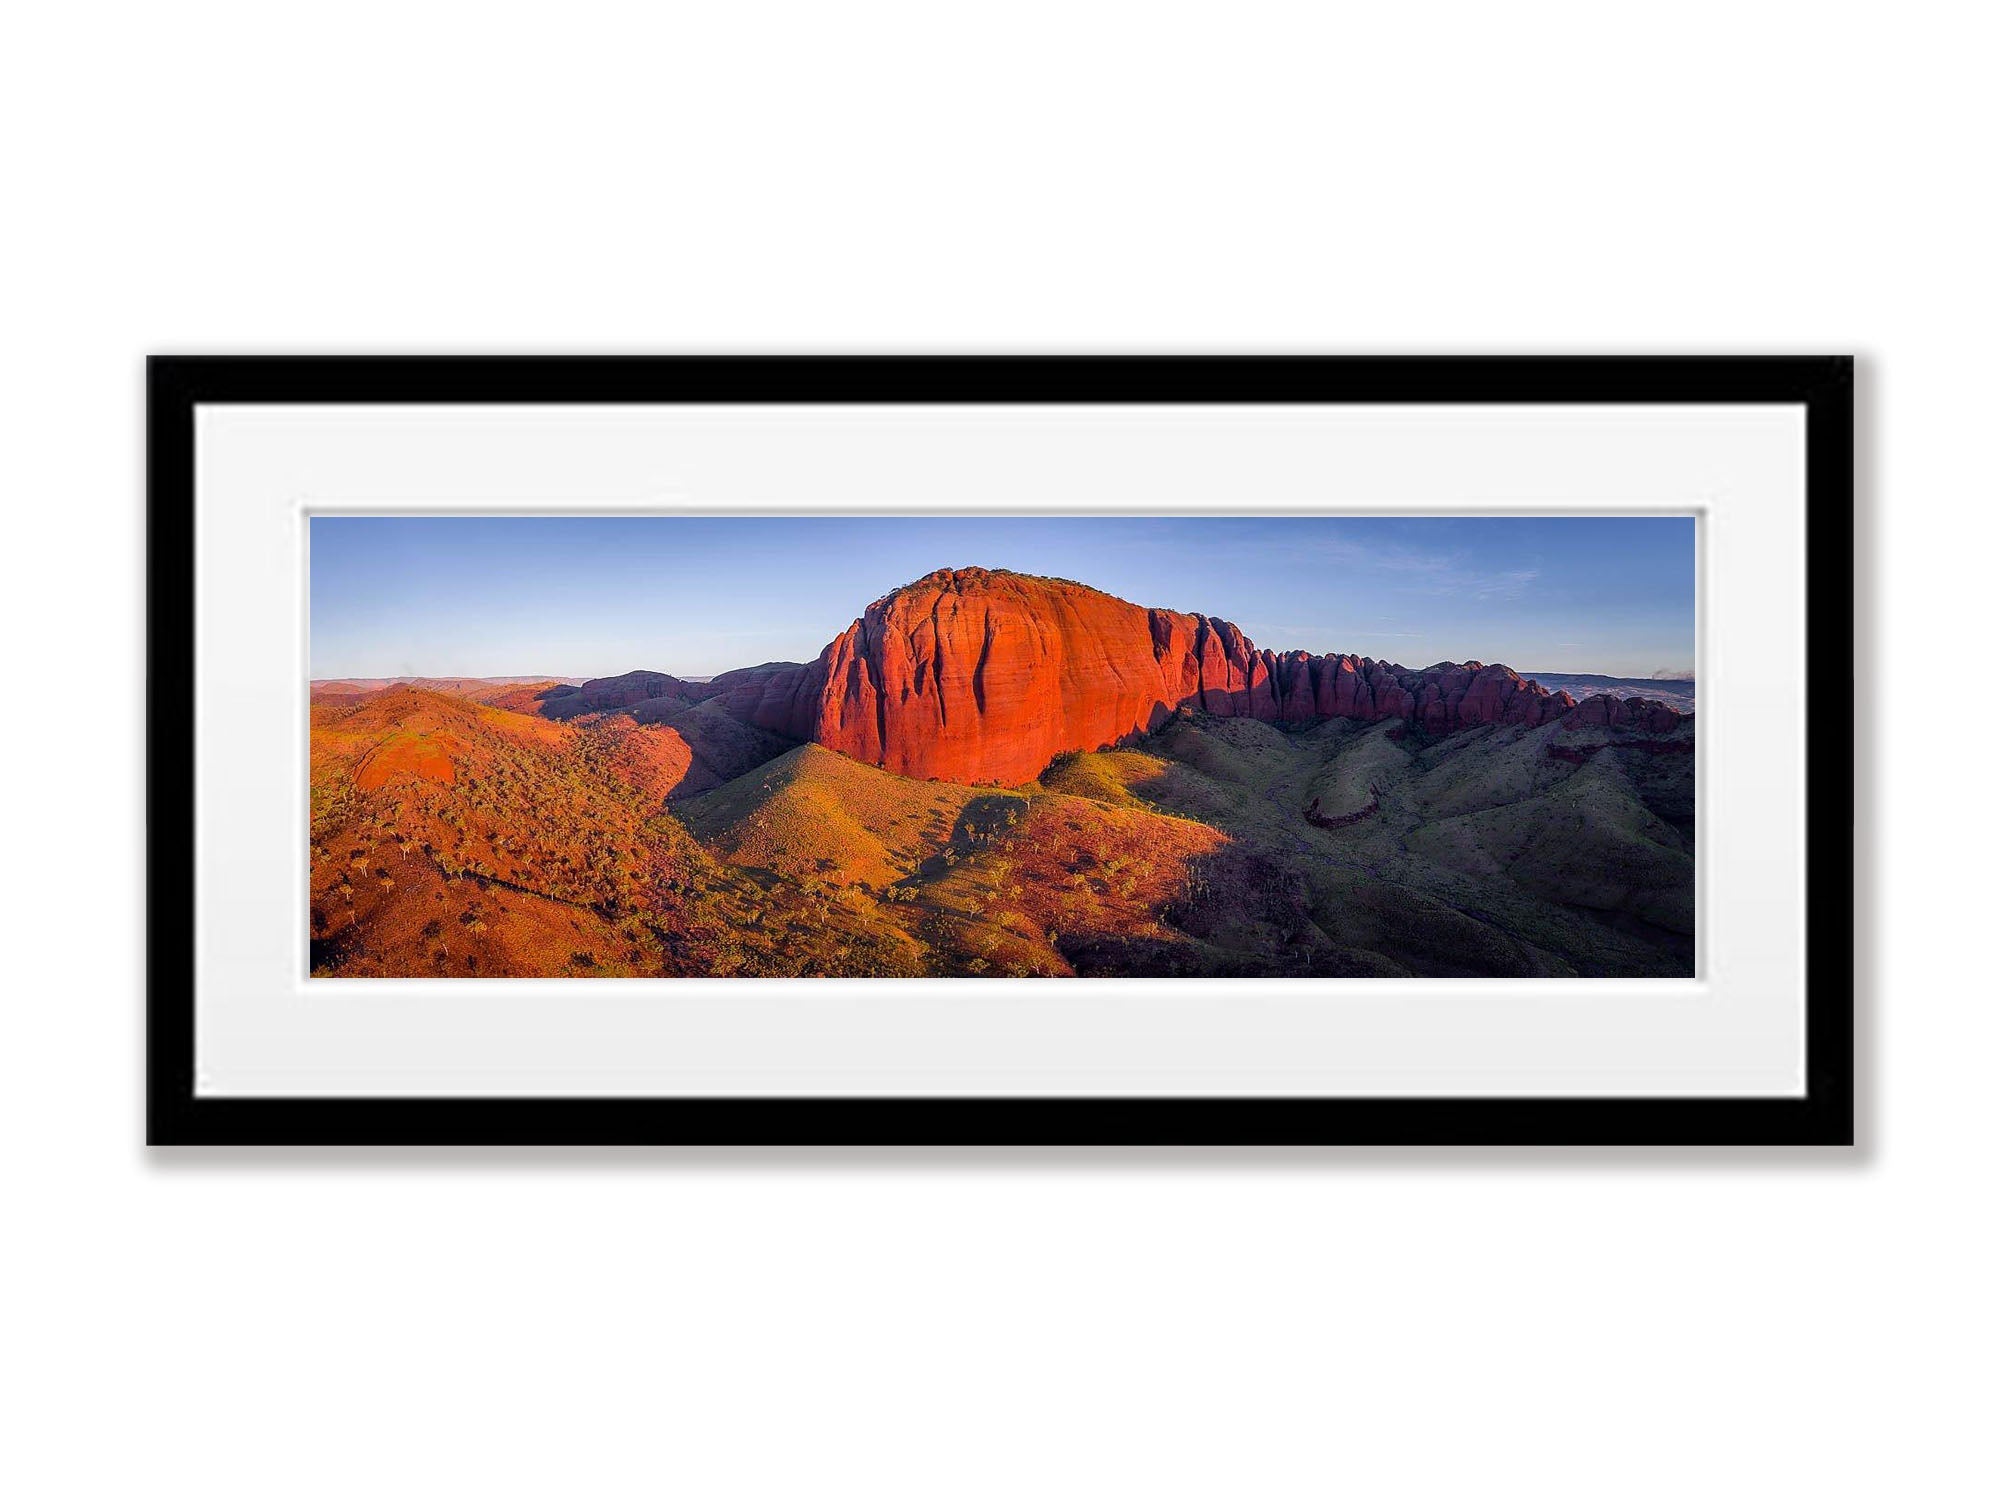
[309,515,1696,980]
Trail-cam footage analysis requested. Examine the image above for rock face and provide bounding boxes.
[695,662,825,738]
[1566,692,1686,736]
[561,569,1684,786]
[575,669,699,711]
[539,669,704,719]
[811,569,1217,784]
[735,568,1633,785]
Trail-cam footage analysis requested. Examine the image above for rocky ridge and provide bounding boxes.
[553,568,1689,786]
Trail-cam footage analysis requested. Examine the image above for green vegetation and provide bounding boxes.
[310,683,1694,979]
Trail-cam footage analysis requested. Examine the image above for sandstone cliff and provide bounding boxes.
[770,568,1628,784]
[564,568,1686,785]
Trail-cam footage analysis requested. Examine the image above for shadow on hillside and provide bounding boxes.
[951,794,1026,849]
[534,684,588,720]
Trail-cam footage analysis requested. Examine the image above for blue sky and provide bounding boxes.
[310,516,1695,680]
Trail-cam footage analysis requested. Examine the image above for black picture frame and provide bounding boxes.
[148,355,1854,1146]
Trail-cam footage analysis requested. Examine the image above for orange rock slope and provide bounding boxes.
[740,568,1610,785]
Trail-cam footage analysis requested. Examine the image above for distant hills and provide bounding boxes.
[1523,672,1695,715]
[311,674,586,700]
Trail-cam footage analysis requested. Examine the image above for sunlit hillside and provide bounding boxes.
[309,675,1694,979]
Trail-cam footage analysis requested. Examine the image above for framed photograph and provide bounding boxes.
[148,356,1853,1145]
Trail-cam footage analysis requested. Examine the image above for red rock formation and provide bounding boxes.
[560,570,1681,785]
[572,669,701,712]
[538,669,704,719]
[695,662,824,739]
[809,570,1190,783]
[1567,692,1685,736]
[747,568,1625,785]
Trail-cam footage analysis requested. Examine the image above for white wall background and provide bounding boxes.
[0,4,1986,1496]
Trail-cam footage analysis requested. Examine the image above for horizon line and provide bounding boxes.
[309,661,1697,685]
